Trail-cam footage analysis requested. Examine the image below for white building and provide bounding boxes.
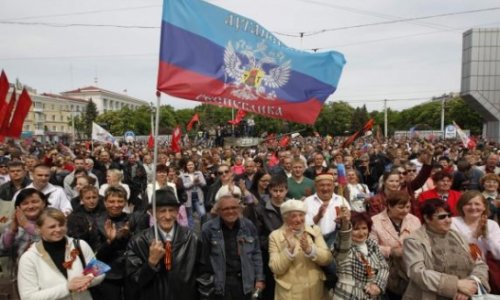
[61,86,148,113]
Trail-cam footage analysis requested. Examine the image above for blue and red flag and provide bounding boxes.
[157,0,346,125]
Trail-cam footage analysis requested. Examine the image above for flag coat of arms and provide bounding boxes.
[157,0,346,124]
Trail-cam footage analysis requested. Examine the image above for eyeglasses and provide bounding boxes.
[218,170,229,175]
[407,169,417,173]
[399,171,408,175]
[434,213,452,220]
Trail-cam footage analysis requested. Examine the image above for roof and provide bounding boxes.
[41,93,88,103]
[61,86,148,104]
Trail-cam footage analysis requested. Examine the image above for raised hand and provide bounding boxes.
[148,240,166,267]
[104,219,117,243]
[299,232,312,255]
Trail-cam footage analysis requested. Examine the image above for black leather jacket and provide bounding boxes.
[0,177,31,201]
[126,225,200,300]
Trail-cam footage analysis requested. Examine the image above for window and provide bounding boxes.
[60,115,63,121]
[61,126,64,131]
[52,115,55,121]
[52,126,56,131]
[51,104,54,110]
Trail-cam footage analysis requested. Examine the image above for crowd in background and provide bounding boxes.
[0,134,498,300]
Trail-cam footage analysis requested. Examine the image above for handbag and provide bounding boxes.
[471,276,500,300]
[486,251,500,295]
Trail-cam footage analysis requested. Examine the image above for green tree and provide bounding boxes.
[84,98,98,138]
[314,101,354,136]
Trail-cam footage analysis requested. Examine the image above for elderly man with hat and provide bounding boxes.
[303,172,350,290]
[268,199,333,300]
[304,173,350,245]
[125,189,199,300]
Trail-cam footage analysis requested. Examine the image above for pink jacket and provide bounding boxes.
[369,209,421,258]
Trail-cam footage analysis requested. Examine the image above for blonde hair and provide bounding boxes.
[37,208,66,227]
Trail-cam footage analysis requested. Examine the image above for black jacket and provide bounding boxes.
[247,200,283,253]
[126,225,200,300]
[0,177,31,201]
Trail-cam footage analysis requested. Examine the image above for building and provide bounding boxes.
[461,28,500,143]
[16,82,149,143]
[61,86,148,113]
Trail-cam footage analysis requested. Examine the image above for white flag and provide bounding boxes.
[452,121,469,148]
[92,122,116,145]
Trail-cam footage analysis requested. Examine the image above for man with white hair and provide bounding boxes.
[478,154,500,175]
[199,194,264,300]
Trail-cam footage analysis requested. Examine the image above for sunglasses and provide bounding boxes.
[399,171,407,175]
[407,169,417,173]
[434,213,452,220]
[218,170,230,175]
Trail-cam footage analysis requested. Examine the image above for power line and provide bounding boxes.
[0,20,158,29]
[0,5,160,21]
[1,7,498,36]
[274,7,500,37]
[295,0,455,31]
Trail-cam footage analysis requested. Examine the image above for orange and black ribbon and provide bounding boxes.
[164,241,172,270]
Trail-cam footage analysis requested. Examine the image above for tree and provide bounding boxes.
[84,98,98,138]
[69,114,86,140]
[314,101,354,136]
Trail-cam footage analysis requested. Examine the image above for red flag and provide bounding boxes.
[0,71,10,127]
[0,90,17,136]
[186,113,200,132]
[362,118,375,131]
[342,118,374,148]
[279,135,290,148]
[228,110,247,125]
[171,125,182,153]
[4,88,32,138]
[147,133,155,149]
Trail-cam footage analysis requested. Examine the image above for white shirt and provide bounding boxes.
[304,193,350,235]
[159,225,175,242]
[451,217,500,261]
[15,183,73,215]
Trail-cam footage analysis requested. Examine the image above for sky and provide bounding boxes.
[1,0,499,113]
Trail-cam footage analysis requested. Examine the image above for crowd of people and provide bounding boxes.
[0,135,498,300]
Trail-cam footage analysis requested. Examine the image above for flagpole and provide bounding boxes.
[151,91,161,241]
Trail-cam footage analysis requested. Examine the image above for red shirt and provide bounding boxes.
[418,188,461,216]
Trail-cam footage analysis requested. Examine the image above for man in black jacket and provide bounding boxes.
[126,189,200,300]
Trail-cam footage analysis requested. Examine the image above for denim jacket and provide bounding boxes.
[200,216,265,296]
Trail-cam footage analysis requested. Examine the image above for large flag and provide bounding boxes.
[157,0,346,125]
[92,122,116,145]
[342,118,374,148]
[228,109,247,125]
[186,113,200,132]
[171,125,182,153]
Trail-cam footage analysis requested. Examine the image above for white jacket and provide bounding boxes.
[17,237,104,300]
